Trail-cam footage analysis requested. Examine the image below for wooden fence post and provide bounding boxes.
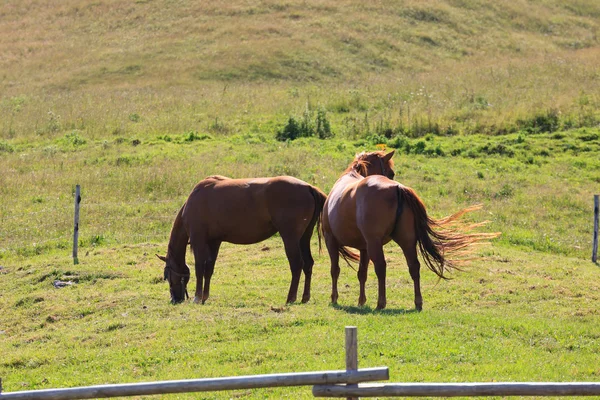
[345,326,358,400]
[593,194,599,263]
[73,185,81,265]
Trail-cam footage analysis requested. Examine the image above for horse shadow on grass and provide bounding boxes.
[331,303,420,316]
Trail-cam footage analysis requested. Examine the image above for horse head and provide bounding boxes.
[156,254,190,304]
[351,150,395,179]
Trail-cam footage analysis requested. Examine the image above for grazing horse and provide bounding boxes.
[322,150,499,310]
[157,175,327,305]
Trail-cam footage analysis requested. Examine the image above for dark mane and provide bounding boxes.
[343,151,394,177]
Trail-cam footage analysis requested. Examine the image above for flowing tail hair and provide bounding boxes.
[397,185,500,279]
[309,186,328,254]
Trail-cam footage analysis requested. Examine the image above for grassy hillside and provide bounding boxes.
[1,0,600,140]
[1,1,600,398]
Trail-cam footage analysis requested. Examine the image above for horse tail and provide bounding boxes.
[397,185,500,279]
[311,186,360,265]
[308,185,327,254]
[339,245,360,266]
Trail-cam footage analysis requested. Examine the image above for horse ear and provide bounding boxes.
[156,254,167,263]
[383,150,395,163]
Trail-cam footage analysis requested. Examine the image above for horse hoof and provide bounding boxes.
[301,296,310,304]
[193,296,202,304]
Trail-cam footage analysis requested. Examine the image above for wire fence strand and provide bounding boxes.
[0,199,178,255]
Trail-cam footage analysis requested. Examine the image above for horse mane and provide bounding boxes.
[343,151,394,177]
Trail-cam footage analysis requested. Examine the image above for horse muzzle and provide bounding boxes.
[169,282,189,304]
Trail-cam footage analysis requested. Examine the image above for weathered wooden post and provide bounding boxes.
[593,194,599,263]
[73,185,81,265]
[345,326,358,400]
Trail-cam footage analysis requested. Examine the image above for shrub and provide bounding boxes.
[276,116,302,141]
[496,184,515,198]
[60,132,87,147]
[0,141,14,153]
[365,134,388,146]
[478,143,515,157]
[518,109,560,133]
[276,107,333,141]
[315,109,333,139]
[413,140,427,154]
[579,131,599,142]
[387,135,409,149]
[183,131,211,142]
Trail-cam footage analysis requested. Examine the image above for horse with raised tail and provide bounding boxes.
[322,150,499,310]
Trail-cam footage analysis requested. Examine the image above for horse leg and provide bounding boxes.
[281,235,304,304]
[191,240,210,304]
[299,234,314,303]
[201,240,221,304]
[397,240,422,311]
[325,234,340,304]
[406,246,422,311]
[357,249,369,306]
[393,205,423,311]
[367,240,387,310]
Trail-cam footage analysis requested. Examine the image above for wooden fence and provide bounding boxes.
[0,327,386,399]
[313,382,600,397]
[593,194,599,263]
[0,368,388,400]
[2,327,600,399]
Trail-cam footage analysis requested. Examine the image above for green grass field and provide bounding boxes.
[1,132,599,399]
[1,0,600,398]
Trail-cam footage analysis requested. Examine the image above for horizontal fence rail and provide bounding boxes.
[0,368,389,400]
[312,382,600,397]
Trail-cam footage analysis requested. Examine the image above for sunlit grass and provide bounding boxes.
[1,131,598,398]
[1,129,598,259]
[1,1,600,397]
[1,239,599,398]
[1,0,600,141]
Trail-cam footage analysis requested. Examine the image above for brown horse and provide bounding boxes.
[322,150,499,310]
[157,175,327,305]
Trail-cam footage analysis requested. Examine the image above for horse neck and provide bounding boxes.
[364,162,384,177]
[167,205,189,269]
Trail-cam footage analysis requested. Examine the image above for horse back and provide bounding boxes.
[354,176,400,238]
[263,176,321,227]
[325,175,399,248]
[184,176,319,243]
